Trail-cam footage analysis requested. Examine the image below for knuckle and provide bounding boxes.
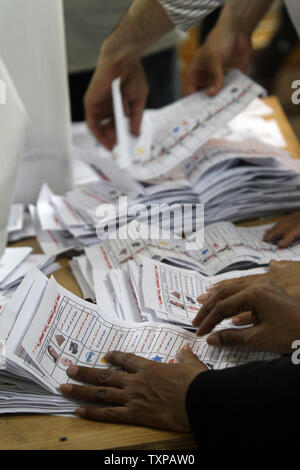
[247,284,263,296]
[102,408,116,420]
[222,331,237,345]
[121,353,135,367]
[95,369,114,385]
[95,388,109,401]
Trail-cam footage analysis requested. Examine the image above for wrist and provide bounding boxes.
[216,5,252,39]
[100,37,141,71]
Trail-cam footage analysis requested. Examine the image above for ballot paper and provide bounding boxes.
[228,115,286,148]
[117,70,266,181]
[0,247,32,285]
[8,211,36,243]
[7,204,24,233]
[112,77,133,169]
[9,271,275,394]
[85,237,164,271]
[0,254,57,291]
[36,184,65,232]
[159,221,300,276]
[0,262,279,414]
[29,205,78,257]
[69,255,95,301]
[142,258,266,326]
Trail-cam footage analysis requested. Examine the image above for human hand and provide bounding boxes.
[264,211,300,248]
[84,50,148,150]
[199,260,300,304]
[60,347,207,432]
[193,280,300,354]
[186,19,252,96]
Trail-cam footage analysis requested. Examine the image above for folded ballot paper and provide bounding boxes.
[0,266,278,414]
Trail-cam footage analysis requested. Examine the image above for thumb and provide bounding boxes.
[207,327,255,348]
[178,345,207,369]
[269,260,290,272]
[206,57,224,96]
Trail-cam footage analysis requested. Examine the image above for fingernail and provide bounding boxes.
[76,408,86,417]
[183,344,191,351]
[104,351,112,360]
[67,366,78,377]
[59,384,73,393]
[207,335,221,346]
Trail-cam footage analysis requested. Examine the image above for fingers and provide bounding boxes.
[232,311,256,326]
[263,222,286,243]
[66,365,131,388]
[105,351,153,373]
[278,227,300,248]
[60,383,127,405]
[205,56,224,96]
[207,327,255,348]
[178,346,209,371]
[186,50,224,96]
[193,283,247,328]
[195,288,258,336]
[76,406,135,425]
[269,259,288,271]
[85,111,116,150]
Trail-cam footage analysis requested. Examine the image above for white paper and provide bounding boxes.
[0,247,32,285]
[0,58,28,258]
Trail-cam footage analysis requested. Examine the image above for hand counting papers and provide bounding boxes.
[113,70,266,181]
[141,257,267,327]
[0,267,277,416]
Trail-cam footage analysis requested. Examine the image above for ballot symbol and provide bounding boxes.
[152,355,163,363]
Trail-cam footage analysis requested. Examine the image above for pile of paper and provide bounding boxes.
[13,70,300,259]
[71,220,300,308]
[7,205,35,242]
[0,245,59,298]
[0,266,278,414]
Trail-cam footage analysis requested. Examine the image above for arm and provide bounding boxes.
[187,0,274,95]
[186,355,300,449]
[84,0,227,147]
[101,0,175,64]
[84,0,175,148]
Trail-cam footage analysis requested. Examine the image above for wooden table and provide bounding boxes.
[1,97,300,450]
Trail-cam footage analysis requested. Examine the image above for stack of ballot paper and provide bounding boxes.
[0,246,59,298]
[15,70,300,258]
[7,205,35,242]
[69,220,300,305]
[0,266,278,414]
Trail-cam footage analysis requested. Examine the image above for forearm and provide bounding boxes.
[101,0,174,65]
[186,356,300,449]
[218,0,274,36]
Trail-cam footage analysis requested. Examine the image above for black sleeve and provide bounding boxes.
[186,356,300,450]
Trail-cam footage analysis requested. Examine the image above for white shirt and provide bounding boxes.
[64,0,185,73]
[158,0,300,36]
